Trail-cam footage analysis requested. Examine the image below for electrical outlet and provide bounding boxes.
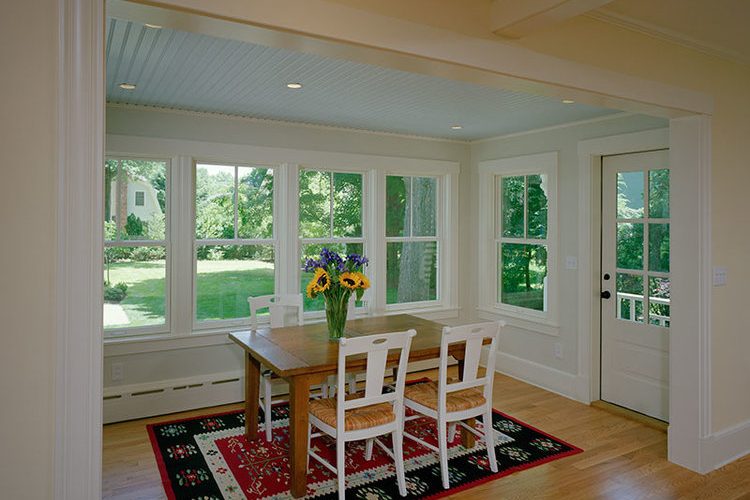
[553,342,563,359]
[565,256,578,270]
[111,362,124,382]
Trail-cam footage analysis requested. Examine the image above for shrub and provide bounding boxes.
[104,281,128,303]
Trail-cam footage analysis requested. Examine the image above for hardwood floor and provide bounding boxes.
[103,370,750,499]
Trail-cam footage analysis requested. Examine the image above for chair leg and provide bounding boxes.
[437,417,450,489]
[327,375,336,398]
[263,374,272,442]
[393,430,407,497]
[447,422,457,441]
[337,439,346,500]
[348,373,357,394]
[484,408,498,473]
[306,422,312,473]
[365,438,374,460]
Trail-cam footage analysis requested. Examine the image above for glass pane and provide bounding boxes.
[386,241,438,304]
[109,159,168,240]
[103,246,166,329]
[617,171,644,219]
[617,222,644,270]
[195,164,235,240]
[649,277,670,327]
[104,159,119,241]
[386,175,411,237]
[237,166,274,239]
[649,223,670,272]
[412,177,437,237]
[526,174,548,239]
[649,169,670,219]
[501,176,525,238]
[301,243,364,311]
[499,243,547,312]
[332,172,362,238]
[299,170,331,238]
[196,245,275,321]
[616,273,644,323]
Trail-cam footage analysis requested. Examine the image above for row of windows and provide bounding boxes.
[103,158,442,334]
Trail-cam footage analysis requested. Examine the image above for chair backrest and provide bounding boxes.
[247,294,304,330]
[337,330,416,430]
[438,321,504,404]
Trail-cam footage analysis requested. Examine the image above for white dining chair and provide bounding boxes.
[248,294,304,441]
[403,321,503,489]
[307,329,416,500]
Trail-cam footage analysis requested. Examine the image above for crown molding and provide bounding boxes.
[586,9,750,66]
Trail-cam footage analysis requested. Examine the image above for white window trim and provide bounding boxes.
[104,135,460,345]
[477,151,559,329]
[104,155,172,338]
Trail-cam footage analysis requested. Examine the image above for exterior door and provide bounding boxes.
[601,149,670,421]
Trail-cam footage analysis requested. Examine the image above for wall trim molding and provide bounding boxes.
[494,352,585,403]
[701,419,750,472]
[586,10,750,67]
[55,0,105,498]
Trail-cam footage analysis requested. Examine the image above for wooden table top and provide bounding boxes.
[229,314,446,378]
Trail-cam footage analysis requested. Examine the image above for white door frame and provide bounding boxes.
[57,1,713,497]
[577,123,712,472]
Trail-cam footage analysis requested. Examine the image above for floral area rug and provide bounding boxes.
[148,391,581,499]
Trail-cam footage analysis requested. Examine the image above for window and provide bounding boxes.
[194,163,275,324]
[103,158,168,333]
[134,191,145,206]
[385,175,439,305]
[299,169,364,311]
[478,152,557,323]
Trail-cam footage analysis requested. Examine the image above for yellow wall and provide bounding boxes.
[0,1,58,498]
[510,15,750,434]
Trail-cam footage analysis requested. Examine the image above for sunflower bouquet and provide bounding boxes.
[304,248,370,340]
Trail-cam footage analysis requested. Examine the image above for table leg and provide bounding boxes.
[244,353,260,440]
[456,358,476,448]
[289,374,312,498]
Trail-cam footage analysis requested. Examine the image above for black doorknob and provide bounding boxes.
[601,290,611,299]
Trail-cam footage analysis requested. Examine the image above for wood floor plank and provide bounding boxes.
[102,369,750,499]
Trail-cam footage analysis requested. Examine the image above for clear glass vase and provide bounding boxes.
[324,293,349,340]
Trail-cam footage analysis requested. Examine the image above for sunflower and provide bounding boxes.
[305,278,318,299]
[339,272,359,290]
[354,272,370,289]
[312,267,331,293]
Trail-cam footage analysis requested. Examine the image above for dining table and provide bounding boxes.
[229,313,480,498]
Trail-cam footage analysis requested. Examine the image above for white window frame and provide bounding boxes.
[192,160,279,331]
[477,151,558,329]
[103,155,171,338]
[384,174,442,310]
[297,165,369,319]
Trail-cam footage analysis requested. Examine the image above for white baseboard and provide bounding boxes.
[701,419,750,471]
[493,352,586,403]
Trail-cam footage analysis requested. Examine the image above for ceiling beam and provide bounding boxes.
[491,0,614,39]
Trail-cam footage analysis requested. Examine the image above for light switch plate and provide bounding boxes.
[565,256,578,270]
[713,267,727,286]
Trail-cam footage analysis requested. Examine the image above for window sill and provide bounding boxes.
[476,305,560,337]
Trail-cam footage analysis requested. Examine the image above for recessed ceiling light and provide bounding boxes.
[562,99,575,104]
[286,82,303,89]
[144,23,163,29]
[451,125,463,130]
[119,83,136,90]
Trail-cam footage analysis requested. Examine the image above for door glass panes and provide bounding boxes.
[649,277,670,326]
[617,223,643,270]
[526,174,548,239]
[501,176,524,237]
[649,223,670,272]
[649,169,670,218]
[617,171,644,218]
[616,273,644,323]
[499,243,547,312]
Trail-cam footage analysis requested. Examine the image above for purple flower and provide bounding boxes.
[303,258,322,272]
[347,253,369,268]
[320,248,343,269]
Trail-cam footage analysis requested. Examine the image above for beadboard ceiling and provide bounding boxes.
[106,17,619,141]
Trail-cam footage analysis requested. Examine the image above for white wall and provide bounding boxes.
[0,1,58,498]
[469,114,667,391]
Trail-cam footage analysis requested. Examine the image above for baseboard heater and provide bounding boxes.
[103,359,451,424]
